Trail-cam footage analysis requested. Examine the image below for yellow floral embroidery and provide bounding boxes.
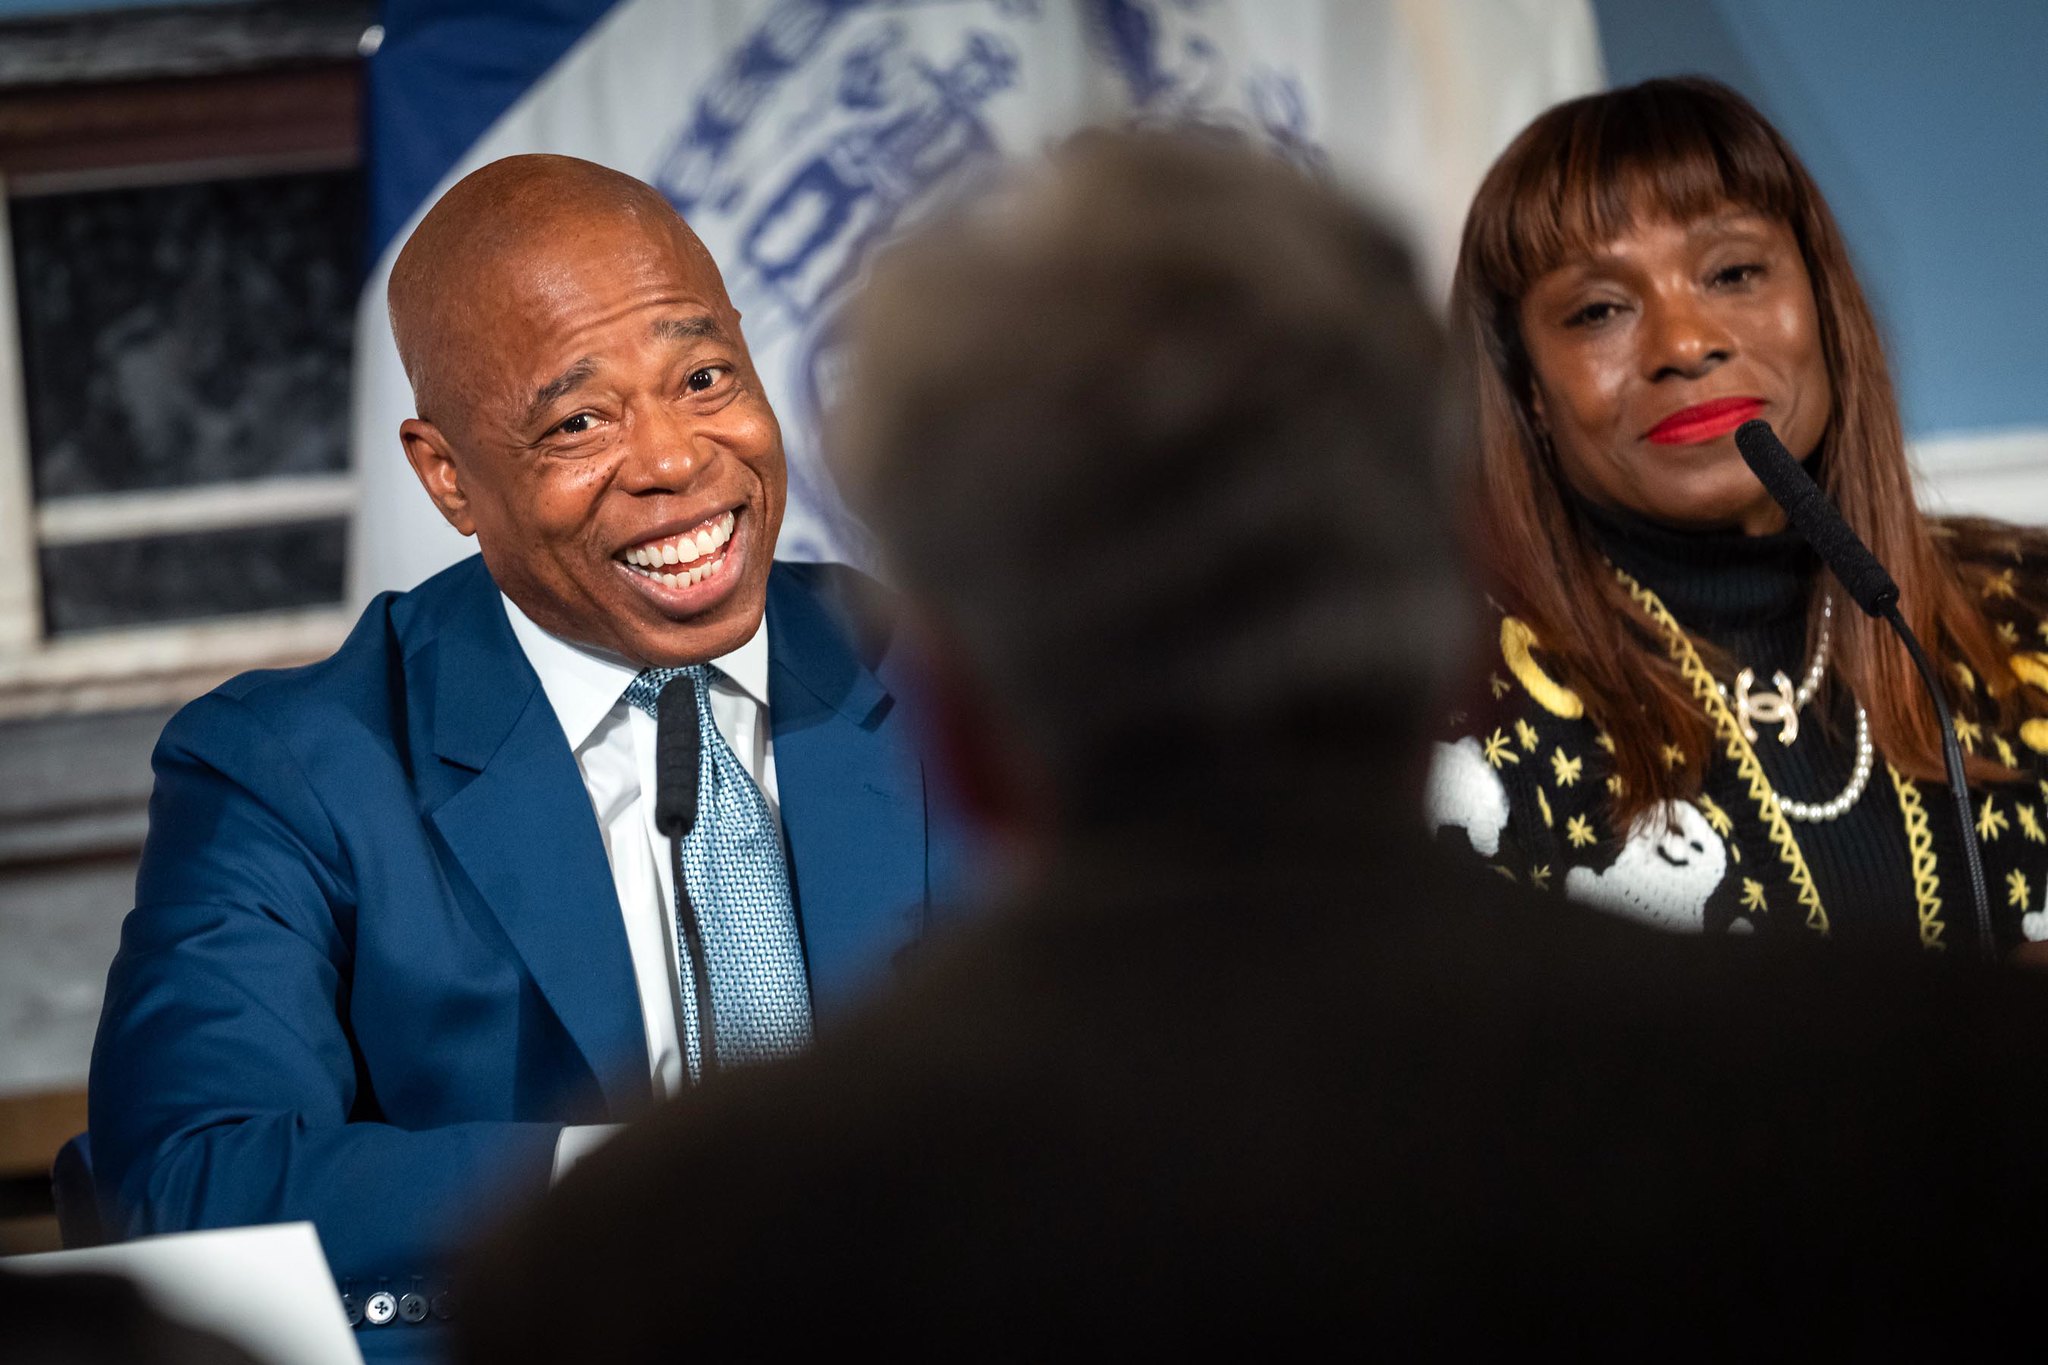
[1536,785,1555,829]
[1954,717,1983,754]
[1529,865,1552,891]
[2009,868,2031,911]
[1515,718,1540,753]
[1482,729,1520,768]
[1605,773,1627,797]
[1697,794,1734,838]
[2011,652,2048,694]
[1500,616,1586,719]
[1488,672,1511,699]
[1594,731,1616,753]
[1953,661,1978,694]
[1551,748,1583,787]
[1983,567,2017,599]
[1890,767,1946,952]
[1741,878,1767,913]
[1996,734,2019,769]
[1566,814,1598,848]
[1492,865,1517,882]
[2024,719,2048,755]
[1999,620,2021,646]
[2020,803,2046,844]
[1978,794,2009,842]
[1661,743,1686,770]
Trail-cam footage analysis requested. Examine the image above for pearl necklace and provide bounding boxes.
[1775,703,1875,823]
[1712,597,1874,823]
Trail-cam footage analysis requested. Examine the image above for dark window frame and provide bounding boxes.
[0,5,370,719]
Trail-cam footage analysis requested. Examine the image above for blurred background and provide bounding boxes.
[0,0,2041,1252]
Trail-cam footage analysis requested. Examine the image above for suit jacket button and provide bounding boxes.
[363,1291,398,1326]
[340,1293,363,1327]
[399,1292,429,1324]
[432,1291,457,1321]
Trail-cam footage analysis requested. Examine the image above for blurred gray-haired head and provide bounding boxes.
[831,130,1467,831]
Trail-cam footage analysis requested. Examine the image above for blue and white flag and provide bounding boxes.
[350,0,1604,601]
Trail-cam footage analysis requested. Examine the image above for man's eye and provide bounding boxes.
[686,366,727,392]
[555,413,595,436]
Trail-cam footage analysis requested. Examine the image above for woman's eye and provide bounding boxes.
[686,366,727,392]
[1712,261,1765,287]
[1564,300,1622,328]
[555,412,596,436]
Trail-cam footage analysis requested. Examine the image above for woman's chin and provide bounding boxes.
[1628,473,1789,536]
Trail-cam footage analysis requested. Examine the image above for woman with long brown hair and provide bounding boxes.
[1428,76,2048,955]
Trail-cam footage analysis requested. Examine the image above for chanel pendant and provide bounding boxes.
[1734,668,1799,746]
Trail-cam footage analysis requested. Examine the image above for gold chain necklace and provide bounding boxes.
[1613,568,1830,933]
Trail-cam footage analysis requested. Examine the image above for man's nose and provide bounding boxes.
[619,412,716,492]
[1643,288,1733,382]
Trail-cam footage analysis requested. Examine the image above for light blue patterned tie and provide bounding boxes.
[623,665,813,1078]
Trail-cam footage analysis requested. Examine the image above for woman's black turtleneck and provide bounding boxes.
[1577,497,1921,946]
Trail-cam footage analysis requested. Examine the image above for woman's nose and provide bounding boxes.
[1643,289,1733,382]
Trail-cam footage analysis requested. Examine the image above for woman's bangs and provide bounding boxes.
[1484,88,1802,297]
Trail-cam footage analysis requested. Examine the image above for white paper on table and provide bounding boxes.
[4,1220,364,1365]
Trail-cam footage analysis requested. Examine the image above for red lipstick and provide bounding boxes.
[1646,397,1766,446]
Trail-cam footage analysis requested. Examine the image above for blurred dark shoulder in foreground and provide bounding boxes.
[461,827,2048,1356]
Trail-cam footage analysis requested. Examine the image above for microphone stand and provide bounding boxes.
[1734,418,1995,959]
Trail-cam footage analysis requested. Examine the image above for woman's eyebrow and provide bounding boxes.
[1532,252,1625,290]
[1686,210,1774,239]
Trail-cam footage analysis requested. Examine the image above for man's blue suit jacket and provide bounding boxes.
[89,555,963,1306]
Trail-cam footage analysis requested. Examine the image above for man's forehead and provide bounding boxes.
[510,304,733,375]
[500,211,725,304]
[480,225,733,368]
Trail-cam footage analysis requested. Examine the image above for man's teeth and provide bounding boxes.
[622,510,736,586]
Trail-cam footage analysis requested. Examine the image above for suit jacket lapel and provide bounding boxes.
[766,565,928,1024]
[416,561,651,1115]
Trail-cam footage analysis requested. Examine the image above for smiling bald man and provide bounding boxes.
[87,155,966,1360]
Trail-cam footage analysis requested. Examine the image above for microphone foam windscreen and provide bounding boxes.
[653,678,700,837]
[1735,419,1899,616]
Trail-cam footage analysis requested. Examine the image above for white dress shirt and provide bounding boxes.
[500,594,778,1179]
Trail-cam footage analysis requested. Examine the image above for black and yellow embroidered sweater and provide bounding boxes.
[1428,510,2048,957]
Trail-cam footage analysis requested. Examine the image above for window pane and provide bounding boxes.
[39,518,346,635]
[10,169,361,500]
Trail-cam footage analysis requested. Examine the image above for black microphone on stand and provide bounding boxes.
[1734,418,1994,959]
[655,677,720,1070]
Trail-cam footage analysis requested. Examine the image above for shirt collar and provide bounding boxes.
[500,594,772,750]
[711,609,771,710]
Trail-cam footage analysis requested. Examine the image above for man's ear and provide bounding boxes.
[399,418,477,536]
